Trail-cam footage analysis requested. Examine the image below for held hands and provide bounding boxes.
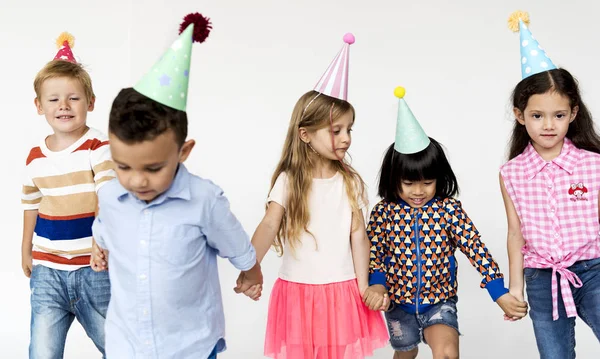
[362,284,390,311]
[234,262,264,301]
[90,241,109,272]
[497,291,528,321]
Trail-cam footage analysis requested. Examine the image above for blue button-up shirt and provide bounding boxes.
[93,164,256,358]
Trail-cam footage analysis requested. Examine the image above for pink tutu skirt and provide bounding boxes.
[264,278,389,359]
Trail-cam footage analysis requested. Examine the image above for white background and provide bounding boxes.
[1,0,599,357]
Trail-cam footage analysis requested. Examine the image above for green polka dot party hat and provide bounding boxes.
[134,13,212,111]
[393,86,430,154]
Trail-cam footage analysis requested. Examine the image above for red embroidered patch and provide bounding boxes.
[568,182,588,201]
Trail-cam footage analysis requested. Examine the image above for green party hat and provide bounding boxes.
[393,87,430,154]
[134,13,212,111]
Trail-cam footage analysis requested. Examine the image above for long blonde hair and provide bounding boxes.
[270,90,366,256]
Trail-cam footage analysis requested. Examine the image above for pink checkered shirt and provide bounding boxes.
[500,138,600,320]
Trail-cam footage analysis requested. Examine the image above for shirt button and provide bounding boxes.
[554,232,559,238]
[145,340,151,346]
[140,274,147,280]
[140,240,146,246]
[143,209,150,215]
[550,208,555,213]
[143,308,148,316]
[547,185,552,189]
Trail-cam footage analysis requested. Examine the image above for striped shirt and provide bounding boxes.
[21,127,115,270]
[500,138,600,320]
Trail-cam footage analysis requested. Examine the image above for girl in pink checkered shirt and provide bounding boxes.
[500,67,600,358]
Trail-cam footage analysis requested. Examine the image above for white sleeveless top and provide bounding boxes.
[268,172,366,284]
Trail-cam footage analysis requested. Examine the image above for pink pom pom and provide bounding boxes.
[343,33,355,44]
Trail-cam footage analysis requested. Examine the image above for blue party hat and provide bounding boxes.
[508,11,556,79]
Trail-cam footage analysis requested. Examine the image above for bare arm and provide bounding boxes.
[350,209,369,295]
[22,210,38,277]
[251,202,285,264]
[499,174,526,297]
[234,202,284,299]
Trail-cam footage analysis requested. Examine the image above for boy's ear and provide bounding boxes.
[179,139,196,163]
[34,97,43,115]
[88,96,96,112]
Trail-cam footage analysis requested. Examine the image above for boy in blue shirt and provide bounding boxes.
[91,15,262,358]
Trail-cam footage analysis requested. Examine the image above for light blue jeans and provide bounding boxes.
[29,265,110,359]
[525,257,600,359]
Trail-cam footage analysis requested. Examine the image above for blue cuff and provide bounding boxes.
[485,278,509,302]
[229,246,257,272]
[91,218,106,248]
[368,271,387,287]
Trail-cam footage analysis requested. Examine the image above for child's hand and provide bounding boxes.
[233,272,263,301]
[362,284,389,311]
[21,252,33,278]
[244,284,263,301]
[234,262,263,296]
[90,241,108,272]
[497,292,528,321]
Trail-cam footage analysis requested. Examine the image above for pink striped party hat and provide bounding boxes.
[313,33,354,101]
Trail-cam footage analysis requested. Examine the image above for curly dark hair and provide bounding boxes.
[109,88,187,147]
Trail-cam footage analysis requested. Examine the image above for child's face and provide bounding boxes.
[514,91,577,158]
[300,110,353,161]
[109,129,195,203]
[35,76,94,135]
[398,179,436,208]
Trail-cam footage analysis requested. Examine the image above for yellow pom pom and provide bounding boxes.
[394,86,406,99]
[55,32,75,49]
[508,10,530,33]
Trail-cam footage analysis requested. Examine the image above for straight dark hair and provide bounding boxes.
[509,68,600,159]
[377,138,459,202]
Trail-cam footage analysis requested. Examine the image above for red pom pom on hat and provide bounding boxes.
[179,13,212,43]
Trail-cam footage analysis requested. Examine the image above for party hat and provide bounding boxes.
[134,13,212,112]
[508,11,556,78]
[313,33,355,101]
[393,87,430,154]
[53,32,77,63]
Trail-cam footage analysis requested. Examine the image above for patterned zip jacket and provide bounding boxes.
[367,197,508,314]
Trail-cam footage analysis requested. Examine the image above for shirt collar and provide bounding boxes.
[116,164,192,203]
[522,138,579,180]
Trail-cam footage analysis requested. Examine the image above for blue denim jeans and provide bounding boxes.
[384,297,460,352]
[29,265,111,359]
[525,257,600,359]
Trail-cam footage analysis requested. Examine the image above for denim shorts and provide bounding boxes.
[384,297,460,352]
